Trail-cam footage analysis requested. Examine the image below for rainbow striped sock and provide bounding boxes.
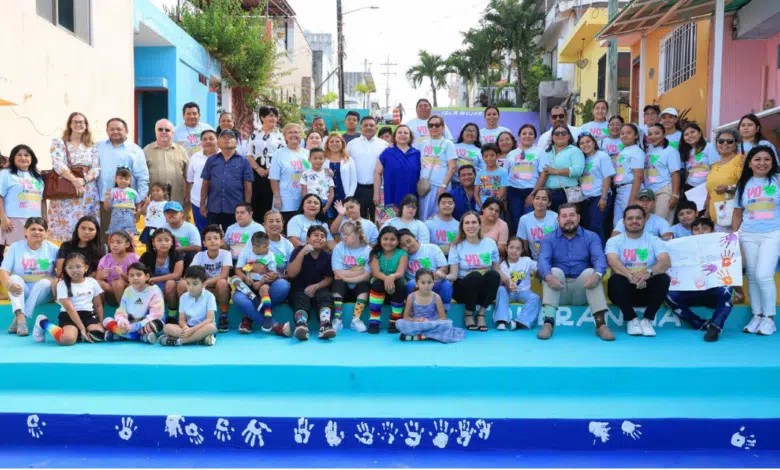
[390,301,404,326]
[294,311,308,324]
[369,290,385,326]
[333,297,343,320]
[40,317,63,342]
[260,295,272,318]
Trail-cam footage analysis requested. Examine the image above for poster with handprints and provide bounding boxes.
[666,233,742,291]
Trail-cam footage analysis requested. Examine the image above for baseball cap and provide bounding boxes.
[163,201,183,212]
[219,129,237,139]
[637,189,656,200]
[660,107,678,117]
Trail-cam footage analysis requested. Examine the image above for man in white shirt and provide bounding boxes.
[173,102,214,157]
[538,105,581,149]
[405,98,453,143]
[346,116,388,221]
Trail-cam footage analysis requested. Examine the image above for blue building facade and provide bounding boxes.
[133,0,222,147]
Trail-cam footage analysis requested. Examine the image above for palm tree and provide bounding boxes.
[355,83,371,109]
[406,50,449,107]
[448,51,475,108]
[462,27,502,105]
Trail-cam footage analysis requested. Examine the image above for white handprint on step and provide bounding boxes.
[404,421,424,448]
[430,420,453,449]
[242,419,272,448]
[294,417,314,444]
[379,421,399,445]
[26,415,46,439]
[325,420,344,447]
[165,415,184,438]
[456,420,476,447]
[116,417,137,441]
[621,421,642,440]
[476,419,492,440]
[731,427,756,450]
[185,423,204,446]
[589,421,610,445]
[354,422,375,445]
[214,418,234,442]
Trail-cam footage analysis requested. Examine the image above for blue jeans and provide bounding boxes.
[233,279,291,323]
[549,188,567,214]
[494,286,541,327]
[192,203,208,234]
[405,279,453,309]
[665,287,733,330]
[507,187,534,235]
[580,194,613,245]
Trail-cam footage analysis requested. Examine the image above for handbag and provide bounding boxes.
[557,176,585,203]
[715,196,735,227]
[417,158,435,197]
[42,139,87,200]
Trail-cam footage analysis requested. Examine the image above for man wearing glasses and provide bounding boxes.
[144,119,190,210]
[537,105,581,150]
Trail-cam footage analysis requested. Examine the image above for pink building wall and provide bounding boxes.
[707,15,780,131]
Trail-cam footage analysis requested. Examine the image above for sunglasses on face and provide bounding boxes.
[552,131,569,137]
[157,128,172,132]
[551,114,566,119]
[717,139,736,145]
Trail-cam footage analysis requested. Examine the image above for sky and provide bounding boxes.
[286,0,488,112]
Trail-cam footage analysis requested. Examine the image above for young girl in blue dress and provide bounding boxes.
[396,268,464,343]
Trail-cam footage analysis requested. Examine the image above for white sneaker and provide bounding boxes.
[32,315,46,343]
[757,317,776,336]
[744,315,762,334]
[332,318,344,333]
[496,321,507,331]
[350,316,367,333]
[627,318,642,336]
[640,318,656,337]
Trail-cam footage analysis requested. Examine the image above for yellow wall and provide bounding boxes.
[0,1,135,168]
[631,20,711,128]
[573,42,632,125]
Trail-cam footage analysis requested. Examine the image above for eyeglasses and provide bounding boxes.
[428,123,443,128]
[551,114,566,119]
[157,128,172,132]
[72,120,86,126]
[717,139,736,145]
[552,131,569,137]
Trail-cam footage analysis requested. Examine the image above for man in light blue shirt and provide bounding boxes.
[97,118,149,233]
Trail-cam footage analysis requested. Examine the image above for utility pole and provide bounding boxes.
[607,0,619,115]
[337,0,345,109]
[380,55,397,114]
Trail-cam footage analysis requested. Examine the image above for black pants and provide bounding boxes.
[331,279,370,300]
[289,287,333,322]
[607,273,671,321]
[370,278,405,304]
[453,270,501,311]
[207,212,235,234]
[354,184,375,222]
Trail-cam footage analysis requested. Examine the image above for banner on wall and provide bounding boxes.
[666,233,743,291]
[432,108,541,139]
[301,109,369,133]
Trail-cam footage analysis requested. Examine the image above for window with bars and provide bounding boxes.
[658,23,697,94]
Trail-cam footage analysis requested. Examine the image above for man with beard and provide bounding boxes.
[606,205,672,337]
[451,165,478,220]
[537,203,613,341]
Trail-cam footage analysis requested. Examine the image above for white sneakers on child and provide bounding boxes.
[627,319,642,336]
[32,315,46,343]
[350,316,367,333]
[332,318,343,333]
[639,318,656,337]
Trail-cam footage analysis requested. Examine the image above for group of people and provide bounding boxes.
[1,98,777,346]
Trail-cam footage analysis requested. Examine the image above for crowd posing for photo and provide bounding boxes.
[1,100,778,346]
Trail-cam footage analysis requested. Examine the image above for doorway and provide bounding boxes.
[135,90,168,148]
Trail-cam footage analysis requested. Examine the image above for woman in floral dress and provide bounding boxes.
[47,112,101,243]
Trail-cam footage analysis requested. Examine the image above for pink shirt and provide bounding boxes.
[97,252,140,283]
[481,218,509,246]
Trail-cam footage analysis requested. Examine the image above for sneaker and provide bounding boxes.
[143,332,158,344]
[238,317,253,334]
[201,334,217,346]
[509,321,528,330]
[758,317,776,336]
[318,322,336,340]
[744,315,762,334]
[32,315,46,343]
[272,322,292,338]
[350,317,367,333]
[7,317,17,334]
[332,318,344,333]
[217,314,230,333]
[596,325,615,341]
[704,325,720,342]
[367,323,380,334]
[157,334,179,346]
[536,323,554,340]
[294,321,309,341]
[15,320,28,337]
[261,315,274,333]
[640,318,656,337]
[496,321,507,331]
[388,324,399,334]
[626,318,642,336]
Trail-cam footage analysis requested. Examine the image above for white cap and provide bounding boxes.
[660,107,678,117]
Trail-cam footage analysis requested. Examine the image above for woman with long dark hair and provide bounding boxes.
[504,124,542,231]
[55,215,105,276]
[286,193,335,250]
[0,144,44,249]
[453,123,483,188]
[738,113,777,160]
[479,106,510,145]
[247,106,285,222]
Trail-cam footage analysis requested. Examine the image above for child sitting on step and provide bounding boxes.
[232,231,280,334]
[158,266,218,346]
[367,226,408,334]
[139,228,184,324]
[396,268,464,343]
[185,225,232,332]
[33,253,105,345]
[102,262,164,343]
[96,230,139,306]
[494,237,541,330]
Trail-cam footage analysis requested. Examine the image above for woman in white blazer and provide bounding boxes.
[324,132,358,218]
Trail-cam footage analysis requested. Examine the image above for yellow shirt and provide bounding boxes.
[705,154,745,218]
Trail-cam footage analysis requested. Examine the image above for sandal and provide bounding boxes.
[464,312,477,331]
[476,314,488,332]
[8,317,18,334]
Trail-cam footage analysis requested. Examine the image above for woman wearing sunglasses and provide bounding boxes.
[534,125,585,213]
[704,128,745,232]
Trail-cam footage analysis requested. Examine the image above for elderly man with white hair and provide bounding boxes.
[143,119,190,207]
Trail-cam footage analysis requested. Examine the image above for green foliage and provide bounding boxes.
[447,51,475,107]
[406,50,450,107]
[575,99,595,124]
[522,61,553,110]
[260,91,302,127]
[316,92,339,108]
[495,98,516,108]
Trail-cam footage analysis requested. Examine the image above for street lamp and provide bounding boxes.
[338,3,379,109]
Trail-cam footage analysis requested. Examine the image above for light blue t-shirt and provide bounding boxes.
[613,214,672,238]
[666,130,682,150]
[476,167,508,204]
[406,243,448,281]
[447,237,499,279]
[517,211,559,260]
[741,140,779,164]
[670,223,692,239]
[286,215,334,241]
[385,218,430,244]
[600,137,623,163]
[164,222,202,248]
[580,151,616,199]
[684,143,721,187]
[338,218,379,245]
[0,170,44,219]
[579,121,610,142]
[479,126,511,145]
[605,232,668,271]
[331,242,372,288]
[644,144,681,191]
[414,138,456,187]
[504,147,542,190]
[236,247,277,273]
[268,146,310,212]
[224,221,266,259]
[735,176,780,233]
[179,290,217,327]
[614,145,645,187]
[452,143,483,183]
[270,237,294,274]
[0,240,58,285]
[425,216,459,249]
